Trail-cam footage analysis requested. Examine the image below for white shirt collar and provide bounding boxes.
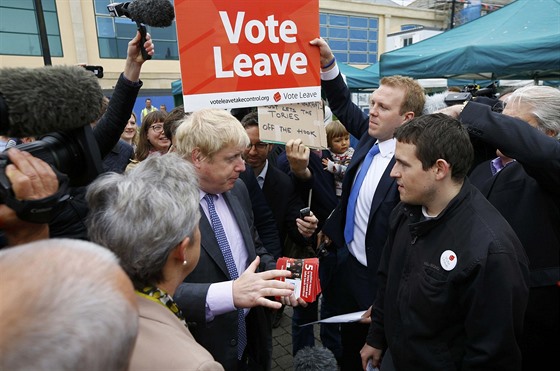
[377,138,396,158]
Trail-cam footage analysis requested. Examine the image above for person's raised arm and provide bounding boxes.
[94,31,154,157]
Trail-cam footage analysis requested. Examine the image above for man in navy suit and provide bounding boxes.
[241,112,321,357]
[310,37,426,370]
[172,108,304,371]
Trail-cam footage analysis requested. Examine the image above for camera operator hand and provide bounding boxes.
[124,30,155,83]
[0,148,58,246]
[436,103,464,118]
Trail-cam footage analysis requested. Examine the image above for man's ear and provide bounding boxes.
[434,159,451,180]
[191,148,203,168]
[403,111,415,123]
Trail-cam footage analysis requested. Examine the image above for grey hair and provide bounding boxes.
[508,85,560,139]
[174,108,250,160]
[86,153,200,289]
[0,239,138,371]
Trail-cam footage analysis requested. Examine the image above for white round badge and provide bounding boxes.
[440,250,457,271]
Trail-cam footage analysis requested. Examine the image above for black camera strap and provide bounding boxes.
[1,166,70,224]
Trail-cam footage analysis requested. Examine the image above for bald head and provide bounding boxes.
[0,239,138,371]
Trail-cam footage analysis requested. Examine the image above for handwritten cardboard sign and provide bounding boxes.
[257,101,327,149]
[174,0,320,111]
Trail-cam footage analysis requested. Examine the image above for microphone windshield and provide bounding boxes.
[0,65,104,138]
[129,0,175,27]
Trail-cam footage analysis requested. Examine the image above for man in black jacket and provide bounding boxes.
[439,86,560,371]
[361,114,529,371]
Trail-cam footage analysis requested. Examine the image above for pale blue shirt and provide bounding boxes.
[256,160,269,189]
[200,190,249,321]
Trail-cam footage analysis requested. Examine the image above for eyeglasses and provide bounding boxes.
[149,124,164,134]
[247,142,269,150]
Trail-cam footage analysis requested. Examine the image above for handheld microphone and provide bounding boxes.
[0,65,104,138]
[107,0,176,60]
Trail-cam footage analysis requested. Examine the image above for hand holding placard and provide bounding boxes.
[257,101,327,148]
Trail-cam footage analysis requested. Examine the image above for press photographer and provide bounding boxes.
[444,82,505,113]
[0,65,105,226]
[0,30,155,248]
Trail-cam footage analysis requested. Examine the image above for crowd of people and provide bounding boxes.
[1,31,558,371]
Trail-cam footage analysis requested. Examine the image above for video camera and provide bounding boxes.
[0,125,103,223]
[444,82,499,106]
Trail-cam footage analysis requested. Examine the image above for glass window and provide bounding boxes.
[329,15,348,27]
[329,28,348,39]
[150,26,177,41]
[47,34,62,55]
[115,18,138,37]
[44,11,60,35]
[98,37,118,58]
[0,8,38,33]
[97,17,115,38]
[0,33,40,55]
[333,51,348,64]
[349,17,368,28]
[116,38,130,58]
[368,53,378,64]
[349,53,367,64]
[320,12,379,66]
[401,24,421,31]
[330,40,348,51]
[350,41,367,52]
[0,0,62,57]
[349,29,367,40]
[1,0,34,10]
[94,0,109,14]
[156,41,179,60]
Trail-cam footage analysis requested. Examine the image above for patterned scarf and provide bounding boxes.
[136,286,188,328]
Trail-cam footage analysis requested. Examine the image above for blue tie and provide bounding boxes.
[203,194,247,360]
[344,144,380,244]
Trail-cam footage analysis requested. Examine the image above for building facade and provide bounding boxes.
[0,0,444,115]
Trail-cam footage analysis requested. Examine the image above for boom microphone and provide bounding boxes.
[129,0,175,28]
[0,65,104,138]
[108,0,175,59]
[293,346,338,371]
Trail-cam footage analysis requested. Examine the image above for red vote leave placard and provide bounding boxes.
[174,0,320,111]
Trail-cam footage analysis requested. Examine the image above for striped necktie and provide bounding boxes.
[203,194,247,360]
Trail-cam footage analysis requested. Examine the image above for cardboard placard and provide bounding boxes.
[257,101,327,149]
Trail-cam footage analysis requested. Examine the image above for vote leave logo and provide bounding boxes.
[440,250,457,271]
[274,92,281,102]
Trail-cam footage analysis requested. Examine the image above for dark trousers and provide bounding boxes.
[292,300,318,355]
[338,252,377,371]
